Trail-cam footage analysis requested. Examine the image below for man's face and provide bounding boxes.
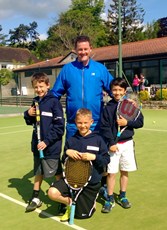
[75,41,92,66]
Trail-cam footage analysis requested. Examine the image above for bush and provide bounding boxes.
[155,89,167,100]
[139,90,150,101]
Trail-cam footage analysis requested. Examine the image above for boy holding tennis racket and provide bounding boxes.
[100,77,144,213]
[48,108,110,222]
[24,72,65,212]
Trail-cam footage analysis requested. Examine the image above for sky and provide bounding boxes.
[0,0,167,40]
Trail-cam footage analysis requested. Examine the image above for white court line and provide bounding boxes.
[0,193,87,230]
[0,130,31,135]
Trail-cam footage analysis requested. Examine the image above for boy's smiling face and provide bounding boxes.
[111,85,126,102]
[75,115,93,137]
[33,81,50,98]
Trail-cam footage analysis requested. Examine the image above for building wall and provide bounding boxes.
[0,62,25,70]
[15,67,62,97]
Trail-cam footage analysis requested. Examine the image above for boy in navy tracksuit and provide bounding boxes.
[100,78,144,213]
[48,108,110,221]
[24,72,65,212]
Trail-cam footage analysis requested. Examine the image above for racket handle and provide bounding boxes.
[39,149,44,159]
[69,204,75,225]
[117,131,121,137]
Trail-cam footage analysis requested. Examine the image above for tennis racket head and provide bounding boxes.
[126,92,141,108]
[117,99,140,121]
[63,157,92,190]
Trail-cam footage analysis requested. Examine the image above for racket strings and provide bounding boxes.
[116,99,141,142]
[118,99,140,121]
[65,159,92,189]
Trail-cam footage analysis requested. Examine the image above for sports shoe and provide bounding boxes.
[60,205,71,222]
[57,203,66,216]
[101,200,115,213]
[26,198,42,212]
[117,196,131,209]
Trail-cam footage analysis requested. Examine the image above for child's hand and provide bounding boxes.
[37,141,47,150]
[66,149,82,160]
[117,115,127,127]
[109,145,118,153]
[81,153,96,161]
[28,106,36,116]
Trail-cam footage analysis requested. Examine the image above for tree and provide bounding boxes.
[8,22,40,50]
[0,69,13,100]
[38,0,108,58]
[143,21,160,39]
[106,0,145,45]
[157,17,167,37]
[0,25,8,46]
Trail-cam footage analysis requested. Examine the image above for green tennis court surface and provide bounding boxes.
[0,105,29,116]
[0,109,167,230]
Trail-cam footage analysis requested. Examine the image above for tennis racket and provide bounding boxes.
[116,98,140,143]
[63,157,92,225]
[35,101,44,159]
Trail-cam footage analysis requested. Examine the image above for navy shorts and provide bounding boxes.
[51,179,100,219]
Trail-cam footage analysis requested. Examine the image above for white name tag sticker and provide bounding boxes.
[87,146,99,151]
[41,111,53,117]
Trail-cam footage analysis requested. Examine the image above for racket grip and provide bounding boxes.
[117,131,121,137]
[39,149,44,159]
[69,204,75,225]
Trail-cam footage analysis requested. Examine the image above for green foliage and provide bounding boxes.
[106,0,145,44]
[157,17,167,37]
[143,21,160,39]
[155,88,167,100]
[139,90,150,101]
[8,21,40,50]
[0,25,8,46]
[1,1,165,60]
[41,0,108,58]
[0,69,13,86]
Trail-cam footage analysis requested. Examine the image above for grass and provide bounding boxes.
[0,105,29,115]
[0,109,167,230]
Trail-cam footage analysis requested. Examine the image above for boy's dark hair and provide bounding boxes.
[74,35,91,48]
[31,72,49,86]
[110,77,128,90]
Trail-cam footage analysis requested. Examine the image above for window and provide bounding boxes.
[142,67,159,85]
[1,64,7,69]
[25,69,52,77]
[103,62,116,76]
[141,60,158,67]
[132,62,140,68]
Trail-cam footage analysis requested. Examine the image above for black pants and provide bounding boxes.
[75,182,101,219]
[51,179,101,219]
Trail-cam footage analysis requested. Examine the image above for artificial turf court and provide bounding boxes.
[0,109,167,230]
